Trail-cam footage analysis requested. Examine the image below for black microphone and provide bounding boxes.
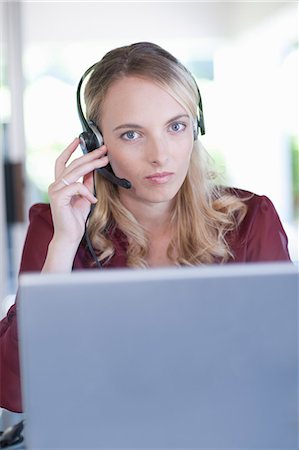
[95,166,132,189]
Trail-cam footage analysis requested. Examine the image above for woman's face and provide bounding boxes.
[100,76,194,208]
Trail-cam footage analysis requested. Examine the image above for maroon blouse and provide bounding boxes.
[0,188,291,412]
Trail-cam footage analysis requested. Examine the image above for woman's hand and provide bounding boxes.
[42,138,108,272]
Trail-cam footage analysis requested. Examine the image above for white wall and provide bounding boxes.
[22,2,290,43]
[212,6,298,217]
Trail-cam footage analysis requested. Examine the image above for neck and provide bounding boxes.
[119,194,173,236]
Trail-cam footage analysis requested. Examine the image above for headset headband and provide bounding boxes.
[77,64,97,133]
[77,64,205,137]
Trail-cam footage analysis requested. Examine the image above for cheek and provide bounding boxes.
[105,139,122,166]
[177,143,193,167]
[175,147,193,185]
[107,145,136,177]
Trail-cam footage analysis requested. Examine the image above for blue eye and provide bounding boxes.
[122,130,139,140]
[170,122,186,133]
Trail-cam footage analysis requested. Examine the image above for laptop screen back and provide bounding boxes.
[18,262,298,449]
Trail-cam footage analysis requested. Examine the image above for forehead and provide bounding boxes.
[101,76,188,123]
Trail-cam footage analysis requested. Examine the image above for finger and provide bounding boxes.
[49,181,98,205]
[55,138,80,179]
[83,171,95,193]
[50,153,109,194]
[61,155,109,186]
[64,145,107,175]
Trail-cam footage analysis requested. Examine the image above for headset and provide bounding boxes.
[76,63,205,190]
[77,61,205,268]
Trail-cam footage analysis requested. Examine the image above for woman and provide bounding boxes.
[0,42,290,413]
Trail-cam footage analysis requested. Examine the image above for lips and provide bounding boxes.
[145,172,174,184]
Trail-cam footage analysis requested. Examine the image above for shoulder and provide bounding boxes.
[28,202,53,226]
[226,186,267,205]
[230,187,281,222]
[225,187,291,262]
[225,187,279,219]
[24,203,54,239]
[219,186,281,231]
[19,203,54,273]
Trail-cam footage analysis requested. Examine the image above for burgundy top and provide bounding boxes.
[0,189,291,412]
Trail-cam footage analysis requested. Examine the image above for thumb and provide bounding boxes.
[83,171,96,193]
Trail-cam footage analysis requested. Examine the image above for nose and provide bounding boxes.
[146,135,170,166]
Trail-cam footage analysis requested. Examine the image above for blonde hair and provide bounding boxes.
[85,42,247,267]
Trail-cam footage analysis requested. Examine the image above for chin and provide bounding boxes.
[137,186,180,204]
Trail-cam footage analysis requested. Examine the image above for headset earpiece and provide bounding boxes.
[193,80,205,137]
[193,118,200,141]
[198,111,205,136]
[79,131,98,154]
[88,121,104,148]
[79,121,104,154]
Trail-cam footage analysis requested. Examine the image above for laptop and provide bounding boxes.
[17,262,298,449]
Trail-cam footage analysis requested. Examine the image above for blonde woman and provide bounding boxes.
[0,42,290,413]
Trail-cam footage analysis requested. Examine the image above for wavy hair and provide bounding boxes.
[84,42,248,266]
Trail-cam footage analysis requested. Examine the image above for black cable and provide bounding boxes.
[83,171,102,269]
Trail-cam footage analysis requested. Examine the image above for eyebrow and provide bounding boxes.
[112,114,190,132]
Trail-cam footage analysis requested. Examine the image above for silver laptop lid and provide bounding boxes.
[18,262,298,449]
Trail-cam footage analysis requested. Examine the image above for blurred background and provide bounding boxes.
[0,1,298,302]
